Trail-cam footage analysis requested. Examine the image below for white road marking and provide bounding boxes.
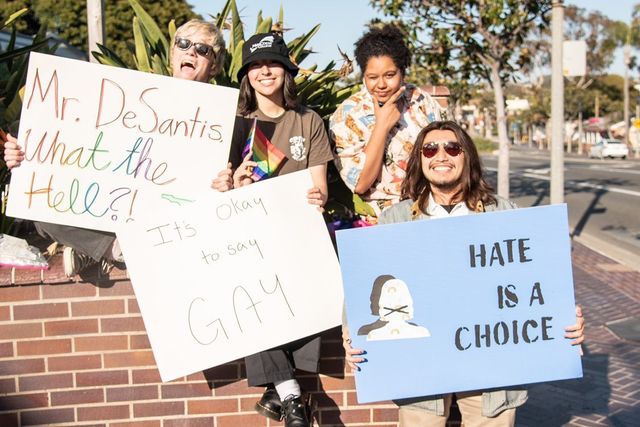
[576,165,640,175]
[523,168,550,174]
[484,167,640,197]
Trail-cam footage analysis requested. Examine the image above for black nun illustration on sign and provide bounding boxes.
[358,274,431,341]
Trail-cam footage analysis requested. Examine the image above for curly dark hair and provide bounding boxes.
[401,121,496,213]
[354,25,411,75]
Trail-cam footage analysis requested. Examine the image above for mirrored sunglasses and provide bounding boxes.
[422,141,464,158]
[175,37,214,57]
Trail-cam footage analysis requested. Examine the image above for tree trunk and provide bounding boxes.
[490,63,509,199]
[484,108,492,138]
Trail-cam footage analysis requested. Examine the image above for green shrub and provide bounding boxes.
[473,136,498,153]
[92,0,359,122]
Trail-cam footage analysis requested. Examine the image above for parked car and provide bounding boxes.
[588,139,629,159]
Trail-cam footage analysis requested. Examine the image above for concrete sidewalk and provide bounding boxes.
[517,241,640,427]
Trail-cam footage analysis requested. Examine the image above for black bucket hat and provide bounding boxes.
[237,33,299,80]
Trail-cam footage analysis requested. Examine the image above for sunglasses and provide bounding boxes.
[422,141,464,158]
[175,37,215,57]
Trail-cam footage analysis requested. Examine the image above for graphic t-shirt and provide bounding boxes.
[229,107,333,176]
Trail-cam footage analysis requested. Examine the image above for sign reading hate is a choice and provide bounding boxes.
[336,204,583,404]
[116,170,344,382]
[7,53,238,232]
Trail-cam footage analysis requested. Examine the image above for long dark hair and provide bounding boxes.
[237,70,298,116]
[401,120,496,213]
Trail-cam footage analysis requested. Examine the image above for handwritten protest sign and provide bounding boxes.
[116,170,344,382]
[336,204,583,403]
[7,53,238,231]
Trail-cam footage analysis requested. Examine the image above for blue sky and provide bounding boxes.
[189,0,638,77]
[573,0,637,76]
[190,0,381,73]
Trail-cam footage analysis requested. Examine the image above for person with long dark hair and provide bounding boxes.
[342,120,586,427]
[212,33,333,427]
[400,120,498,216]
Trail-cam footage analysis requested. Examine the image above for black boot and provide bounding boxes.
[255,385,283,421]
[282,394,310,427]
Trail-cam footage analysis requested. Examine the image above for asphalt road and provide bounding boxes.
[481,146,640,268]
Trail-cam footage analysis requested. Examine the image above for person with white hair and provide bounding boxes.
[2,19,225,277]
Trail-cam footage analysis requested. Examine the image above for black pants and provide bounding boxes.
[245,334,321,387]
[35,222,115,262]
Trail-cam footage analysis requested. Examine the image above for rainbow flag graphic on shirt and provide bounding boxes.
[241,118,287,181]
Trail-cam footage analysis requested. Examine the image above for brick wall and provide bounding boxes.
[0,256,401,426]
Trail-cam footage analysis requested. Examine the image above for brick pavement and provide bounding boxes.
[1,240,637,426]
[517,242,640,427]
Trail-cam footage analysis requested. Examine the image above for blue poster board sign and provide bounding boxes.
[336,204,583,403]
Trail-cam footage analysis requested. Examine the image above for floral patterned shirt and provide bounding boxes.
[329,84,446,217]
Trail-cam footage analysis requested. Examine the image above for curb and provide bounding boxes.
[573,231,640,273]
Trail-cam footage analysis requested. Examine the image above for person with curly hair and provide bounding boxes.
[329,25,447,223]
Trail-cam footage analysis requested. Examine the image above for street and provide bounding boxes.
[482,146,640,268]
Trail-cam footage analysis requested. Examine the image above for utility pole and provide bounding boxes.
[636,96,640,159]
[624,43,631,147]
[577,109,583,155]
[551,0,565,205]
[86,0,105,63]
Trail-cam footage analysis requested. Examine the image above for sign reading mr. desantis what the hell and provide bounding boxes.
[7,52,238,232]
[336,204,583,403]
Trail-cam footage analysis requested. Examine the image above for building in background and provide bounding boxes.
[0,30,86,61]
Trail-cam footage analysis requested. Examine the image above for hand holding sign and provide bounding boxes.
[342,326,365,372]
[2,133,23,169]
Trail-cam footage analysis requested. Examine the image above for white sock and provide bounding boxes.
[109,239,124,262]
[274,379,301,400]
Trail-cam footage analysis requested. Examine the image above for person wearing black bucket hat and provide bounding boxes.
[237,33,299,80]
[211,33,333,427]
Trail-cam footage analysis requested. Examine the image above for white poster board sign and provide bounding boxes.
[116,170,344,382]
[7,53,238,231]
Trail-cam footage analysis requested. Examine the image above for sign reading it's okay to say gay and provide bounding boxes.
[336,204,583,403]
[116,170,344,382]
[7,53,238,232]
